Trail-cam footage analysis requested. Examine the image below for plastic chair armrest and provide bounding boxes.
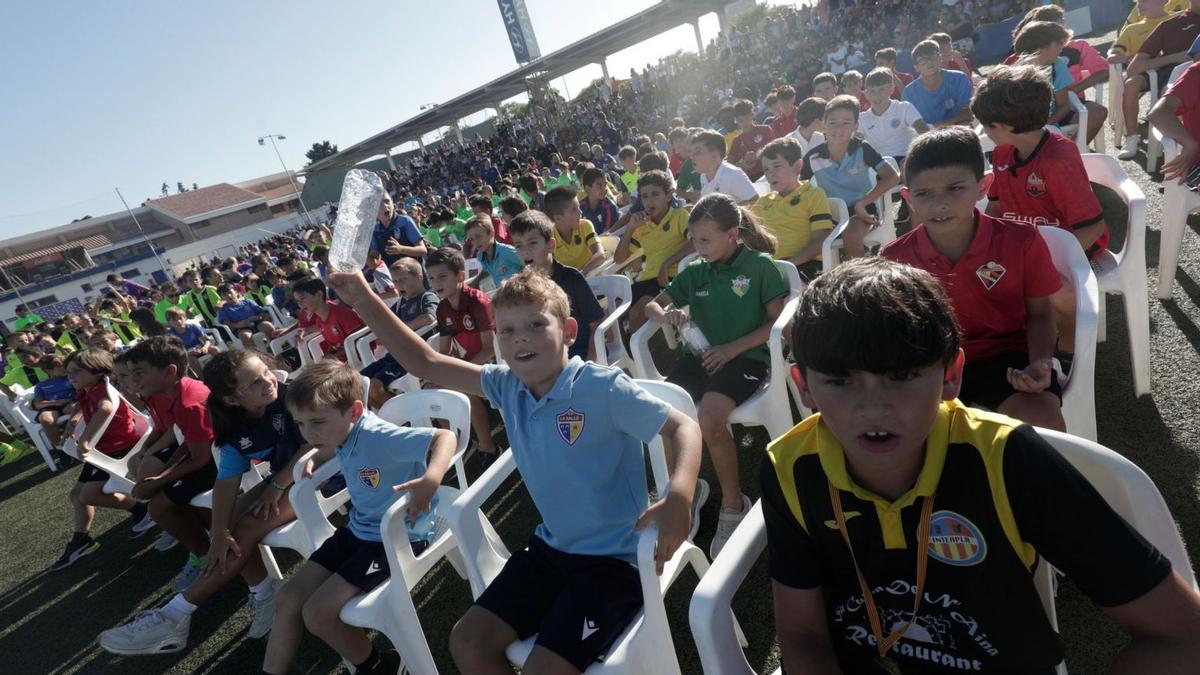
[445,449,518,596]
[592,301,630,366]
[630,318,667,380]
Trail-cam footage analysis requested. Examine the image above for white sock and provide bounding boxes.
[162,593,197,623]
[249,577,274,598]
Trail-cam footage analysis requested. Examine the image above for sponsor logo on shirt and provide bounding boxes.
[359,467,381,489]
[1026,172,1047,198]
[976,262,1006,290]
[927,510,987,566]
[731,275,751,298]
[239,436,253,450]
[556,408,586,445]
[890,117,903,128]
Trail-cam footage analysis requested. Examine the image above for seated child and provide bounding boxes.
[361,257,439,409]
[840,70,865,109]
[54,349,151,571]
[467,215,524,288]
[508,211,604,363]
[616,145,640,204]
[578,167,620,235]
[692,130,760,205]
[100,351,310,654]
[645,193,790,558]
[751,137,835,277]
[1148,59,1200,188]
[801,95,901,258]
[729,98,777,181]
[786,98,827,158]
[543,185,606,275]
[216,281,274,343]
[32,354,77,450]
[180,270,222,327]
[426,247,499,459]
[764,256,1200,673]
[812,71,839,102]
[264,360,455,675]
[860,68,930,162]
[615,170,694,334]
[883,127,1066,430]
[290,277,366,362]
[975,64,1109,353]
[166,303,220,377]
[324,266,701,675]
[1014,21,1108,145]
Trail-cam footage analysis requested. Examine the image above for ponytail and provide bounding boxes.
[737,207,778,256]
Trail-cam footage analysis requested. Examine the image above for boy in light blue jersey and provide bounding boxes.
[903,40,974,127]
[328,267,702,675]
[263,360,456,675]
[466,215,524,287]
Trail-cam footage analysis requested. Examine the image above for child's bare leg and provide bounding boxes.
[38,411,64,446]
[263,561,332,674]
[1049,282,1077,354]
[79,480,133,512]
[450,606,521,675]
[301,575,373,664]
[843,217,870,259]
[367,379,392,410]
[148,493,210,556]
[1121,77,1146,139]
[698,393,742,510]
[999,392,1066,431]
[469,395,496,453]
[258,321,277,339]
[70,482,95,534]
[1085,102,1108,144]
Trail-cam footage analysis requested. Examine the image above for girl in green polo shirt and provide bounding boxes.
[643,192,792,560]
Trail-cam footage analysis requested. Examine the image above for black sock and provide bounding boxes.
[130,502,147,519]
[355,647,383,674]
[70,531,90,545]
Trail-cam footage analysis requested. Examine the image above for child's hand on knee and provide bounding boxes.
[1007,358,1052,393]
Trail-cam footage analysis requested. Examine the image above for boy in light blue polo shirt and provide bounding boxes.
[465,215,524,287]
[903,39,973,126]
[267,360,456,675]
[326,267,702,674]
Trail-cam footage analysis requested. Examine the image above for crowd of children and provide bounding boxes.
[4,2,1200,672]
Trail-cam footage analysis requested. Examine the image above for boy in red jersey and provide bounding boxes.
[291,277,366,362]
[975,65,1107,353]
[883,127,1065,430]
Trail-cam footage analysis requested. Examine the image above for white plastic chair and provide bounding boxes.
[688,428,1197,675]
[65,392,154,497]
[445,379,720,674]
[13,392,71,472]
[301,333,326,366]
[1053,91,1091,155]
[1039,226,1101,441]
[587,274,634,370]
[344,326,373,370]
[353,323,436,371]
[1108,62,1126,141]
[1081,153,1151,396]
[1149,63,1196,300]
[630,260,806,440]
[817,198,854,272]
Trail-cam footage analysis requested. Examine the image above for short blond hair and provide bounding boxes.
[285,360,363,413]
[390,257,424,278]
[492,268,570,325]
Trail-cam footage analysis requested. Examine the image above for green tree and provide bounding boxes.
[305,140,339,166]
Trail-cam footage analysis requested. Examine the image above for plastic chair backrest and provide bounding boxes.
[1080,153,1146,268]
[633,380,697,495]
[376,389,472,488]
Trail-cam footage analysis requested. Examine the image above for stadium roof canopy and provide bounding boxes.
[303,0,730,174]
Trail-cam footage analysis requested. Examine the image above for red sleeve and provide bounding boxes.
[334,303,365,334]
[1048,147,1104,230]
[471,294,495,332]
[1022,230,1063,299]
[1166,63,1200,116]
[176,402,213,444]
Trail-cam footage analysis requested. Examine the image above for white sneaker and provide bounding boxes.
[153,533,178,552]
[171,560,202,593]
[246,581,278,639]
[708,494,753,560]
[99,609,190,655]
[1117,134,1140,160]
[688,479,711,541]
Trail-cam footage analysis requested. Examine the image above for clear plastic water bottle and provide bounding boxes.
[680,322,710,354]
[328,169,385,273]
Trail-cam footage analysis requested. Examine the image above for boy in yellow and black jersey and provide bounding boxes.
[762,257,1200,674]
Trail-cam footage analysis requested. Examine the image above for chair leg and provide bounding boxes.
[1121,291,1153,397]
[1097,297,1108,343]
[260,544,284,581]
[1156,189,1188,300]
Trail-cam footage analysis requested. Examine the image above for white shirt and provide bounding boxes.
[859,100,924,158]
[825,45,848,74]
[789,129,826,157]
[700,161,759,202]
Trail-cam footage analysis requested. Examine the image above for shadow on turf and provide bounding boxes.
[0,451,61,502]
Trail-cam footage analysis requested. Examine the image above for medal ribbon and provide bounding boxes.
[828,481,935,660]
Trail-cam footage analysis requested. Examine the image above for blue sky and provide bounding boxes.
[2,2,812,238]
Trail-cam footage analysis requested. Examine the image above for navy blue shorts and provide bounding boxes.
[474,536,642,671]
[960,351,1063,412]
[361,354,408,387]
[310,526,430,591]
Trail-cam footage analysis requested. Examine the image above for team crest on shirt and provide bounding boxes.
[927,510,987,566]
[1026,172,1048,198]
[556,408,586,445]
[358,467,381,489]
[239,436,253,450]
[463,315,476,331]
[731,275,751,298]
[890,118,903,129]
[976,261,1006,290]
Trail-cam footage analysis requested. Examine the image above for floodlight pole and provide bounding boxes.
[115,187,171,277]
[259,134,315,228]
